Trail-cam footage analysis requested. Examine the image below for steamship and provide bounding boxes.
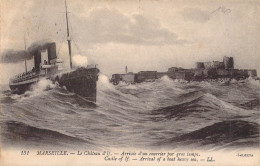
[9,0,99,102]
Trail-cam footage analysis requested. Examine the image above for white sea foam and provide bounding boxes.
[248,79,260,88]
[98,74,115,91]
[72,54,88,67]
[24,79,55,98]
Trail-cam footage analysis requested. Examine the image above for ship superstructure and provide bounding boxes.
[9,43,59,94]
[9,0,99,103]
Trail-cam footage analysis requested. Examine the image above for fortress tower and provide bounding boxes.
[223,56,234,69]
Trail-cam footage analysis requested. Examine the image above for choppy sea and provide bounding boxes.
[0,75,259,150]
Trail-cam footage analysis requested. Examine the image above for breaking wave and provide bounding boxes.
[1,76,259,150]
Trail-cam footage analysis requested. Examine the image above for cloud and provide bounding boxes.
[72,8,187,46]
[181,7,211,23]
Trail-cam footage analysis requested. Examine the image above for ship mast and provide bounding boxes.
[24,34,27,73]
[65,0,72,69]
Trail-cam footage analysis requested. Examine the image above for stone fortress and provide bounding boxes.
[110,57,258,85]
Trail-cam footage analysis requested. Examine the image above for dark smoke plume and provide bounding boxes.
[27,40,54,53]
[1,39,54,63]
[0,50,32,63]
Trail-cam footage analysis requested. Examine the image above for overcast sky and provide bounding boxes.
[1,0,260,84]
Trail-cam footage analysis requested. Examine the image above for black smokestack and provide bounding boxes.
[27,40,54,53]
[0,39,54,64]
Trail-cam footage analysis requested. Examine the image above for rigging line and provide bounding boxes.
[68,13,83,55]
[57,12,69,57]
[72,40,83,55]
[68,13,73,40]
[65,0,73,69]
[67,8,77,55]
[57,33,67,57]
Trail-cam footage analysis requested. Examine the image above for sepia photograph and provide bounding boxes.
[0,0,259,165]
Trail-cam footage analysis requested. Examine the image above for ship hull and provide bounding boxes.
[53,67,99,103]
[10,67,99,103]
[9,78,39,94]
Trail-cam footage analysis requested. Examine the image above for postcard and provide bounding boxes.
[0,0,259,165]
